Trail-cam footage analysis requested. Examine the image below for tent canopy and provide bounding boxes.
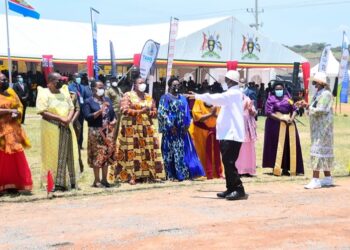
[311,50,340,76]
[158,17,307,65]
[0,15,306,66]
[0,15,226,60]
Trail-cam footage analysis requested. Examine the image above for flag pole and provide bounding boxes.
[4,0,12,85]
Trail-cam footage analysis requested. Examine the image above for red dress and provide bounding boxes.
[0,88,32,192]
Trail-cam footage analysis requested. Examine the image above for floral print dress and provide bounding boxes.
[309,88,334,171]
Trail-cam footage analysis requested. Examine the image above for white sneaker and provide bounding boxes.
[320,176,333,187]
[304,178,322,189]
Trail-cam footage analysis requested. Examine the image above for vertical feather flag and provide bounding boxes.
[339,31,349,103]
[90,8,100,78]
[110,41,117,77]
[8,0,40,19]
[332,77,338,97]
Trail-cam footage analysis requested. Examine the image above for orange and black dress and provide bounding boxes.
[0,88,32,192]
[114,91,165,182]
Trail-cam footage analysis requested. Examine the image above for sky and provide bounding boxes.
[0,0,349,47]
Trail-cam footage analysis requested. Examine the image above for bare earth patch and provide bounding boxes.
[1,178,350,249]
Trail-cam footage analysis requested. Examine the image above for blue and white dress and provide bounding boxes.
[158,94,205,181]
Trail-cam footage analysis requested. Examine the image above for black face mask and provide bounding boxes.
[172,85,180,94]
[55,80,64,89]
[0,80,9,92]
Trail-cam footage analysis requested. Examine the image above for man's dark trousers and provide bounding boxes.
[219,140,243,191]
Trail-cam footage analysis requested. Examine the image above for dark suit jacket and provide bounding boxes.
[13,82,30,104]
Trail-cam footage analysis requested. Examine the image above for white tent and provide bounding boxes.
[311,50,340,77]
[158,16,307,65]
[0,15,227,60]
[0,15,306,66]
[310,50,350,95]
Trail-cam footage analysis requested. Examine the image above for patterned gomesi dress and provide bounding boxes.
[114,91,165,182]
[309,88,334,171]
[158,94,205,181]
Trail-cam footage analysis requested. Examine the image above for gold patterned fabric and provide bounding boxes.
[114,91,165,182]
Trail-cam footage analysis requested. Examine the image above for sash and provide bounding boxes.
[193,121,222,178]
[273,112,297,176]
[45,118,75,186]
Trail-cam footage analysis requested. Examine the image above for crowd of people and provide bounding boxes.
[0,68,337,199]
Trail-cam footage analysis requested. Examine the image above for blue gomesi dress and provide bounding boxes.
[158,94,205,181]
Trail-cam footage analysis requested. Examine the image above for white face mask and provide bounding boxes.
[221,82,228,91]
[112,81,118,87]
[138,83,147,92]
[96,88,105,97]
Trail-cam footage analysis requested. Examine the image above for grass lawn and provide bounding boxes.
[2,103,350,202]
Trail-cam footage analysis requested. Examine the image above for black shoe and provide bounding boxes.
[217,190,231,198]
[225,186,246,200]
[53,186,67,192]
[101,180,111,188]
[282,170,290,176]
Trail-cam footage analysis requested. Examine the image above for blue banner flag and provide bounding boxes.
[339,31,349,103]
[90,8,99,78]
[8,0,40,19]
[340,68,349,103]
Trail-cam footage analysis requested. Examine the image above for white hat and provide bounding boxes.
[312,72,327,84]
[225,70,240,83]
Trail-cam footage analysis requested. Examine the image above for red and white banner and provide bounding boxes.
[165,17,179,92]
[42,55,53,84]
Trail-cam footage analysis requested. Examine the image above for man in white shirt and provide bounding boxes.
[187,70,246,200]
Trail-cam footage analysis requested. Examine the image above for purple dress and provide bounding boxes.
[262,94,304,174]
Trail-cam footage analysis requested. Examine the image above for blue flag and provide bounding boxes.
[91,8,99,78]
[8,0,40,19]
[340,68,349,103]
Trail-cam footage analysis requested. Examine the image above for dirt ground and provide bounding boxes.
[1,177,350,249]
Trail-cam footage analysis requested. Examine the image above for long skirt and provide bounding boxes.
[0,150,32,192]
[162,132,205,181]
[40,120,79,188]
[88,127,115,169]
[262,117,304,175]
[115,114,165,182]
[236,141,256,175]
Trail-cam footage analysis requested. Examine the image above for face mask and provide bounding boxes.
[172,85,180,94]
[106,82,111,88]
[96,88,105,97]
[112,81,118,87]
[18,78,23,83]
[275,90,284,97]
[138,83,147,92]
[221,82,228,91]
[56,80,64,89]
[75,77,81,84]
[0,80,9,92]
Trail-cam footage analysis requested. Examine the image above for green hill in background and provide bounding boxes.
[286,43,343,65]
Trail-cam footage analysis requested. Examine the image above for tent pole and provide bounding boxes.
[5,0,12,85]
